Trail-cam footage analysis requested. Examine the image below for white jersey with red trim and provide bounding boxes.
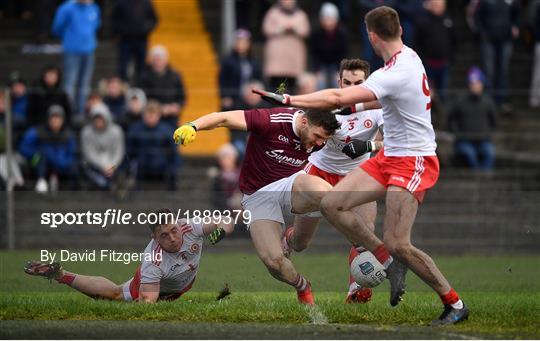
[361,45,437,157]
[308,109,384,176]
[139,219,204,296]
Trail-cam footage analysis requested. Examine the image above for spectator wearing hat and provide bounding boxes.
[262,0,310,92]
[27,65,72,127]
[81,103,125,190]
[19,105,78,193]
[447,67,497,171]
[111,0,158,82]
[310,2,348,89]
[52,0,101,117]
[219,29,262,111]
[126,101,180,191]
[137,45,186,130]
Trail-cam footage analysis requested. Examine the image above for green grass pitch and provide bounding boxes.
[1,251,539,339]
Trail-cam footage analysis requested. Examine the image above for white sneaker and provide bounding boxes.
[35,178,48,193]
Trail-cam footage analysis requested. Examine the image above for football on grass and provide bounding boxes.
[350,251,387,288]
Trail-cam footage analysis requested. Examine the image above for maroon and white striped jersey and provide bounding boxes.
[239,107,312,195]
[139,219,204,295]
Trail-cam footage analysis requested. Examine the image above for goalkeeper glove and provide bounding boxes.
[342,139,376,159]
[251,89,291,106]
[207,227,227,245]
[173,122,197,146]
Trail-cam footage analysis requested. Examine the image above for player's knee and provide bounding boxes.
[291,239,309,253]
[320,194,341,217]
[385,240,413,259]
[111,286,124,301]
[262,253,287,273]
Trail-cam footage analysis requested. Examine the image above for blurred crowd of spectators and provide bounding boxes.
[0,0,183,193]
[1,0,539,196]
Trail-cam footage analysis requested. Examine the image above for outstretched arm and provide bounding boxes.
[191,110,247,131]
[290,86,378,109]
[253,86,378,110]
[174,110,247,146]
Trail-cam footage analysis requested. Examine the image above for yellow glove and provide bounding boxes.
[173,122,197,146]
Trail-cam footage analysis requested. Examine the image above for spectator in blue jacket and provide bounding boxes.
[126,101,180,191]
[52,0,101,119]
[218,29,262,111]
[19,105,78,193]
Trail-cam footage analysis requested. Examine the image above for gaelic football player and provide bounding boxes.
[24,208,233,303]
[174,107,340,304]
[254,6,468,325]
[282,58,385,304]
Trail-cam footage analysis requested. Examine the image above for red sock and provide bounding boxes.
[373,244,392,268]
[440,288,460,305]
[56,272,76,286]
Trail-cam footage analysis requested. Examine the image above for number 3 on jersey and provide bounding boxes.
[422,73,431,110]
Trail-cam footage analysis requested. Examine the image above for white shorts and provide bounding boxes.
[122,278,135,301]
[241,171,322,226]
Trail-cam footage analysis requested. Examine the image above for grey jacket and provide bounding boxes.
[81,103,125,171]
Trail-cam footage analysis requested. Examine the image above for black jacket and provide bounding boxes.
[310,26,348,69]
[112,0,158,41]
[447,92,498,141]
[218,51,262,108]
[474,0,520,42]
[137,66,186,106]
[27,73,72,127]
[416,13,456,61]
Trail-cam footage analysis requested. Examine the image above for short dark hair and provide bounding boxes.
[304,109,340,134]
[148,208,175,233]
[339,59,371,80]
[365,6,401,41]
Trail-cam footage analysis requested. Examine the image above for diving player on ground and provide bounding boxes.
[24,208,233,302]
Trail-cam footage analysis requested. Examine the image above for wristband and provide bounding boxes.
[208,227,226,245]
[354,103,366,112]
[187,122,198,131]
[282,94,291,106]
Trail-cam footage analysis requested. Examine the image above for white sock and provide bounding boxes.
[348,282,361,295]
[383,256,393,269]
[355,246,367,254]
[450,299,464,309]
